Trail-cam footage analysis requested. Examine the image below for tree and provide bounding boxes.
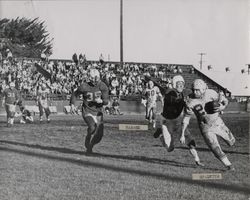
[0,17,53,58]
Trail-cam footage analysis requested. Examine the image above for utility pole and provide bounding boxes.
[198,53,206,70]
[120,0,123,64]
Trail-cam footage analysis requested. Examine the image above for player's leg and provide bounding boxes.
[203,130,234,170]
[184,129,204,166]
[8,104,16,125]
[89,112,104,150]
[161,119,174,152]
[215,118,235,146]
[82,114,97,153]
[151,107,157,128]
[44,107,51,122]
[5,104,11,126]
[38,103,44,122]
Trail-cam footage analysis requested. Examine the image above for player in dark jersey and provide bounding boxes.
[154,75,203,166]
[1,82,20,126]
[70,68,109,154]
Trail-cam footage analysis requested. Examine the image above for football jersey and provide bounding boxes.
[145,86,161,105]
[184,89,221,125]
[37,89,49,101]
[162,89,189,119]
[71,81,109,115]
[3,88,19,104]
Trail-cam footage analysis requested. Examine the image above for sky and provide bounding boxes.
[0,0,249,74]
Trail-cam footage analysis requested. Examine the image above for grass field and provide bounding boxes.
[0,113,249,200]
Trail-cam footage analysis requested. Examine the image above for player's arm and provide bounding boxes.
[69,86,83,106]
[164,90,182,105]
[1,91,6,107]
[213,90,228,112]
[36,90,41,105]
[14,89,21,105]
[99,82,109,106]
[156,87,164,105]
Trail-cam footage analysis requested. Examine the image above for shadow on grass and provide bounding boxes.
[0,139,217,171]
[0,145,249,195]
[175,146,249,156]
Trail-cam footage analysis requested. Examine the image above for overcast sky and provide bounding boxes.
[0,0,249,73]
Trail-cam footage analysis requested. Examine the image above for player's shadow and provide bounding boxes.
[0,139,217,171]
[175,146,249,156]
[0,144,249,196]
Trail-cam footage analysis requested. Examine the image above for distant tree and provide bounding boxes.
[0,17,53,58]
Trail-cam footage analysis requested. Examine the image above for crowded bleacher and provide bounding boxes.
[0,51,194,101]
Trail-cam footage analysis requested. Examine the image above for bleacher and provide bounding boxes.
[0,58,230,101]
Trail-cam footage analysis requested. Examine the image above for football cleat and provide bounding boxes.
[226,165,235,171]
[195,161,205,167]
[20,119,26,124]
[153,128,162,138]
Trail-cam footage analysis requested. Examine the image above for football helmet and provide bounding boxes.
[88,68,100,85]
[192,79,207,98]
[148,80,154,89]
[9,82,15,88]
[172,75,185,89]
[205,101,221,114]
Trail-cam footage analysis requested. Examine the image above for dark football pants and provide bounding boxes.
[83,112,104,150]
[161,114,195,148]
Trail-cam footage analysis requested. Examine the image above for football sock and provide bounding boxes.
[189,148,200,162]
[221,156,231,166]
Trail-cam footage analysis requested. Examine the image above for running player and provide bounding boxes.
[70,68,109,154]
[154,75,203,166]
[144,80,163,128]
[181,79,235,170]
[1,82,20,127]
[36,83,51,122]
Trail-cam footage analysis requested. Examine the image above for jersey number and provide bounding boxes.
[193,104,205,116]
[86,91,102,102]
[7,92,15,98]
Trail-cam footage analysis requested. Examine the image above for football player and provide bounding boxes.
[154,75,203,166]
[1,82,20,127]
[144,80,163,128]
[181,79,235,170]
[70,68,109,154]
[36,83,51,122]
[17,101,34,124]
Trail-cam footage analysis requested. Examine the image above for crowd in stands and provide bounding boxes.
[0,52,188,100]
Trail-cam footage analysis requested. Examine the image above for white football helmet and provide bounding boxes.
[172,75,185,89]
[192,79,207,98]
[148,80,154,89]
[9,82,15,88]
[88,68,100,85]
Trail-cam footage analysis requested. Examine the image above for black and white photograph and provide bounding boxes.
[0,0,249,199]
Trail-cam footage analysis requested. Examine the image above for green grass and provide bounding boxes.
[0,113,249,200]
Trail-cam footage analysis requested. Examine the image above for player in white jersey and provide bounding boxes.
[181,79,235,170]
[144,80,163,128]
[36,83,51,122]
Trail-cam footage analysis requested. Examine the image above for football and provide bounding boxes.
[204,100,221,114]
